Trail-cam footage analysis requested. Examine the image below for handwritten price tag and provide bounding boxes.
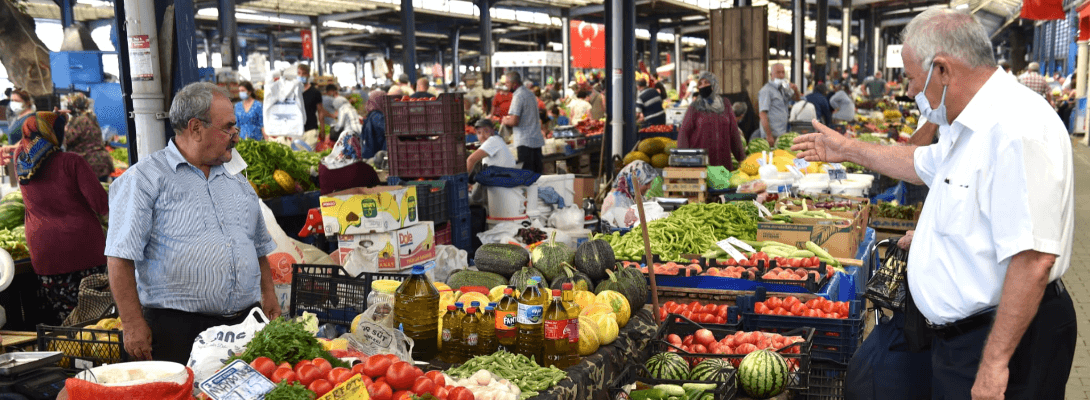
[716,239,748,261]
[199,360,276,400]
[725,237,755,252]
[319,375,370,400]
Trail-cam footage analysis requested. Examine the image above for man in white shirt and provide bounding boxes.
[466,118,515,171]
[793,9,1075,400]
[567,89,593,126]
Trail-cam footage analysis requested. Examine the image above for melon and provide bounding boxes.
[650,153,670,169]
[689,359,734,383]
[593,290,631,328]
[638,138,666,156]
[623,151,652,166]
[646,353,690,381]
[738,349,789,399]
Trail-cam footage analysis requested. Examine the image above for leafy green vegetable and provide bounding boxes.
[110,148,128,163]
[235,140,317,195]
[263,381,315,400]
[231,318,347,367]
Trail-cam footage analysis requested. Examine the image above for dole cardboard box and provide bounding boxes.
[320,186,420,236]
[756,205,869,258]
[337,222,436,271]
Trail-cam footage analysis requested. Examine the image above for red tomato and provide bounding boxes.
[308,379,334,397]
[312,358,333,375]
[393,390,413,400]
[687,301,701,310]
[694,329,716,347]
[250,357,276,379]
[805,309,824,318]
[411,376,437,396]
[838,302,851,316]
[715,316,726,324]
[278,362,292,370]
[783,296,801,310]
[352,363,367,377]
[691,344,708,354]
[667,334,683,346]
[296,364,321,386]
[385,361,422,390]
[362,355,394,379]
[270,367,297,384]
[717,304,729,318]
[435,385,450,400]
[294,360,313,374]
[360,375,373,386]
[827,312,841,319]
[328,367,354,385]
[701,303,717,314]
[368,382,393,400]
[664,301,677,310]
[425,370,445,387]
[448,386,475,400]
[765,297,783,310]
[821,301,836,314]
[755,303,770,314]
[801,257,813,268]
[805,298,823,309]
[683,335,694,346]
[790,303,808,316]
[681,310,693,320]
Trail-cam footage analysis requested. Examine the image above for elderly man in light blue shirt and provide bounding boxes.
[105,82,280,364]
[501,71,545,173]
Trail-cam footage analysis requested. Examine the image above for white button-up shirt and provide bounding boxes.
[909,68,1074,325]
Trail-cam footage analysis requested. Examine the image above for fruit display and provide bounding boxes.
[657,301,733,325]
[625,136,676,168]
[737,349,789,398]
[661,327,804,370]
[575,119,605,136]
[745,138,771,155]
[752,296,852,319]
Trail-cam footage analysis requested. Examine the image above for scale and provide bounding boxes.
[667,148,708,167]
[0,352,68,400]
[551,125,580,138]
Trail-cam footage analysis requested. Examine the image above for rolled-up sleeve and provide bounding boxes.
[104,171,155,261]
[913,145,940,187]
[989,135,1066,263]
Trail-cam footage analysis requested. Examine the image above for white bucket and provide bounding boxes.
[529,174,575,210]
[797,181,829,196]
[829,179,871,197]
[486,186,528,219]
[75,361,189,386]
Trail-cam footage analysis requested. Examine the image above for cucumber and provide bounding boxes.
[682,383,717,391]
[631,389,668,400]
[789,250,816,258]
[653,384,686,397]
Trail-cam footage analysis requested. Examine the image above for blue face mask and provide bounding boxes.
[915,62,948,126]
[299,76,307,84]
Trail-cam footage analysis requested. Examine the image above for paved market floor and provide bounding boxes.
[1065,138,1090,399]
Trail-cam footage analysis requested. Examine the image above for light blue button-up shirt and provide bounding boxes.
[105,139,276,315]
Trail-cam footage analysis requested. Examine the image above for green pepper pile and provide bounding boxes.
[597,202,759,262]
[874,201,917,219]
[235,139,318,195]
[0,226,28,260]
[445,351,567,399]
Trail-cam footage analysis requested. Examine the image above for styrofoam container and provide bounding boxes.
[486,186,527,219]
[75,361,188,387]
[846,173,875,185]
[829,179,871,197]
[797,180,830,195]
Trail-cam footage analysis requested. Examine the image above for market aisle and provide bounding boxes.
[1066,138,1090,399]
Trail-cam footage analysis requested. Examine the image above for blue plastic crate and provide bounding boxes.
[450,211,472,252]
[737,288,865,364]
[388,173,469,219]
[800,360,848,400]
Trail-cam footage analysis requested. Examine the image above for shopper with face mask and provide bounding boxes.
[234,81,264,141]
[757,63,801,143]
[677,72,745,169]
[6,89,34,145]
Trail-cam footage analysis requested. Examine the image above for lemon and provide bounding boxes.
[577,316,601,355]
[592,314,619,345]
[488,285,507,303]
[594,290,631,328]
[350,314,364,334]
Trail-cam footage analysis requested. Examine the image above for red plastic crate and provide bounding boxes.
[384,93,464,137]
[435,222,452,245]
[387,135,467,178]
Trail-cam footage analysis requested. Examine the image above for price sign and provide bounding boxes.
[827,163,847,180]
[199,360,276,400]
[793,158,809,170]
[319,375,370,400]
[725,237,755,252]
[754,200,773,218]
[715,239,748,261]
[786,165,804,179]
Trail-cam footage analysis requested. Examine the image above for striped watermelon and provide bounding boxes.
[646,352,689,380]
[689,358,734,383]
[738,349,788,399]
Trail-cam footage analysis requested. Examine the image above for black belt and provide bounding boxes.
[146,302,261,322]
[927,280,1064,340]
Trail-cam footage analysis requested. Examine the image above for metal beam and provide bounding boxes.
[401,0,417,82]
[318,9,391,23]
[479,0,494,89]
[219,0,239,70]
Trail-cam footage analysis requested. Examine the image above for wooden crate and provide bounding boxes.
[662,167,707,203]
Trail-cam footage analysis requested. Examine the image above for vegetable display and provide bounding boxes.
[874,201,917,219]
[231,318,346,367]
[0,226,28,260]
[263,381,316,400]
[445,351,567,399]
[235,139,318,197]
[597,203,758,262]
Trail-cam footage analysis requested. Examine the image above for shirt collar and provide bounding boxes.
[164,138,229,178]
[949,67,1005,142]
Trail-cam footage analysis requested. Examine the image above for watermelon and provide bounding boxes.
[531,234,574,281]
[737,349,789,399]
[573,239,615,281]
[0,202,25,231]
[646,353,689,381]
[689,359,734,383]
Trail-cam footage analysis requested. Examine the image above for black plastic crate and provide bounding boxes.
[389,173,469,220]
[653,314,813,392]
[37,322,127,370]
[757,260,831,293]
[390,179,449,223]
[737,288,864,364]
[610,364,737,400]
[800,360,848,400]
[288,264,409,327]
[450,211,472,252]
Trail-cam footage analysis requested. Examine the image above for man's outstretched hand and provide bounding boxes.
[791,119,851,163]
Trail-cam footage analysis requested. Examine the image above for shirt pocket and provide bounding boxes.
[932,172,979,236]
[156,190,207,238]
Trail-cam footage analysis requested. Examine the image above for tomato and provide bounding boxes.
[821,301,836,314]
[425,370,446,387]
[296,364,321,386]
[667,334,683,346]
[717,304,729,318]
[782,296,801,310]
[755,303,770,314]
[448,386,475,400]
[368,382,393,400]
[362,355,395,378]
[838,302,851,316]
[790,303,808,316]
[411,376,437,396]
[663,301,677,310]
[393,390,414,400]
[385,361,422,390]
[352,363,367,377]
[360,375,373,386]
[701,303,717,314]
[435,386,450,400]
[765,297,783,310]
[805,309,824,318]
[312,358,333,375]
[308,379,334,397]
[805,298,823,309]
[715,316,726,325]
[683,335,694,346]
[827,312,840,319]
[328,367,354,384]
[278,362,292,370]
[271,367,297,384]
[250,357,276,379]
[681,310,693,320]
[294,360,313,374]
[801,257,813,268]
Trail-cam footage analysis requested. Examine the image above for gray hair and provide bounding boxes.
[505,71,522,84]
[901,8,995,71]
[1027,62,1040,72]
[169,82,230,133]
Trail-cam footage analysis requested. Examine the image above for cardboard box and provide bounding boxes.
[320,186,420,236]
[573,175,596,202]
[336,222,436,271]
[757,206,869,258]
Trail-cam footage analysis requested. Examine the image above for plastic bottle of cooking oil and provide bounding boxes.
[461,307,481,358]
[495,288,519,352]
[516,279,545,362]
[440,304,464,364]
[561,283,581,367]
[479,305,497,354]
[394,265,440,361]
[542,289,570,368]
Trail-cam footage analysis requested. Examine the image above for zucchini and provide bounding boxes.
[789,250,816,258]
[653,384,686,397]
[631,389,668,400]
[681,383,717,391]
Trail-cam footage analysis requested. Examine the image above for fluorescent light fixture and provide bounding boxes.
[956,3,969,9]
[76,0,112,7]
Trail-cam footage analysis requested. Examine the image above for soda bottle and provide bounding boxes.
[440,304,464,364]
[517,279,545,362]
[479,305,497,354]
[394,265,440,361]
[542,289,570,368]
[561,283,581,366]
[462,307,481,358]
[495,288,519,352]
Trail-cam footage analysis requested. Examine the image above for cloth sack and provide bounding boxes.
[186,308,268,383]
[63,273,114,326]
[64,367,194,400]
[845,311,933,400]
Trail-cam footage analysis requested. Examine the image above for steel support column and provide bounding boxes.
[675,27,682,96]
[310,17,320,73]
[59,0,75,28]
[218,0,238,70]
[478,0,493,89]
[268,33,277,65]
[649,22,660,73]
[203,32,213,67]
[623,0,636,154]
[841,0,851,74]
[452,27,461,87]
[792,0,803,88]
[173,0,199,93]
[562,10,570,88]
[815,0,828,83]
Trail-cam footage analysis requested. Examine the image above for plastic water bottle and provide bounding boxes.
[394,265,440,361]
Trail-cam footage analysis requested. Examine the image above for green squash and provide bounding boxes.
[510,266,548,293]
[549,263,593,292]
[573,239,615,281]
[530,234,574,282]
[594,269,627,295]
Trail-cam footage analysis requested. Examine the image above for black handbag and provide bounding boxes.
[865,238,909,311]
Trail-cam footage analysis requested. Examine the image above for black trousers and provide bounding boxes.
[931,280,1076,400]
[517,146,543,174]
[142,304,259,364]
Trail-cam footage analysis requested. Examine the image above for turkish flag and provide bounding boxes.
[571,20,605,69]
[1022,0,1065,20]
[301,30,313,59]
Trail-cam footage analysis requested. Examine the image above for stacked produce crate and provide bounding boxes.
[383,93,473,256]
[662,167,707,203]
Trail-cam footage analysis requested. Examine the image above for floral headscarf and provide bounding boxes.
[67,92,93,114]
[613,160,657,201]
[17,112,67,184]
[365,90,385,114]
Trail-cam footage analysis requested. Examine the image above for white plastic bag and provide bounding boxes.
[259,202,305,285]
[626,201,668,228]
[342,243,382,276]
[187,308,268,383]
[548,205,585,230]
[433,245,469,283]
[263,78,305,138]
[348,319,415,363]
[476,221,525,245]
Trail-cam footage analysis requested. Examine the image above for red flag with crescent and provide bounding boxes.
[571,20,605,68]
[301,30,313,59]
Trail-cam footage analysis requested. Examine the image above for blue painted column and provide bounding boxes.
[218,0,238,70]
[478,0,493,89]
[59,0,75,28]
[401,0,417,83]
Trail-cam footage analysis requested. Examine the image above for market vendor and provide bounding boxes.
[105,82,281,364]
[601,160,657,229]
[466,118,515,171]
[793,9,1075,398]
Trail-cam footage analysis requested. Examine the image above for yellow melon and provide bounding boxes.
[488,285,507,303]
[572,290,597,310]
[650,153,670,169]
[578,316,601,355]
[637,139,666,156]
[580,303,614,319]
[594,290,631,328]
[623,151,651,166]
[457,292,490,309]
[592,314,620,344]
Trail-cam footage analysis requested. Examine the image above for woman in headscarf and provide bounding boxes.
[14,112,109,325]
[64,93,114,181]
[601,160,658,229]
[678,72,746,169]
[360,89,387,159]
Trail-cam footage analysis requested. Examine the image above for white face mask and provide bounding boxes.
[239,92,249,100]
[915,62,949,127]
[9,101,23,113]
